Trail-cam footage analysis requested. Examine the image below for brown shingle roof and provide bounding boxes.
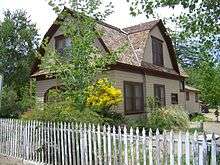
[31,8,181,79]
[123,20,160,34]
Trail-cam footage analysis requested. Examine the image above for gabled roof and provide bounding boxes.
[31,7,182,79]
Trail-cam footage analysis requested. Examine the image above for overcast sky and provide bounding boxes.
[0,0,183,38]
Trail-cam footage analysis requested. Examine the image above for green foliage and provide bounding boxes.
[0,86,35,118]
[147,106,190,131]
[22,101,105,124]
[0,9,39,90]
[41,0,123,111]
[0,9,39,117]
[190,113,208,122]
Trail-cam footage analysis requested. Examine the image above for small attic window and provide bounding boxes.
[55,35,71,53]
[152,36,164,66]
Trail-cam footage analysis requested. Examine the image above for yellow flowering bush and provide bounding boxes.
[86,78,122,110]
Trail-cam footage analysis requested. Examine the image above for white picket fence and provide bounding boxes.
[0,119,219,165]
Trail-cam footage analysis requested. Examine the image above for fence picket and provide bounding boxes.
[178,131,182,165]
[136,127,140,165]
[103,125,107,165]
[130,127,134,165]
[148,128,153,165]
[170,130,174,165]
[124,126,128,165]
[142,128,146,165]
[75,123,80,165]
[79,123,84,165]
[155,129,160,165]
[185,131,190,165]
[53,122,57,165]
[192,130,198,165]
[71,123,76,165]
[97,124,102,165]
[88,124,92,165]
[118,126,122,165]
[67,122,72,165]
[92,124,97,165]
[112,126,117,165]
[107,125,112,165]
[84,124,88,165]
[211,133,217,165]
[162,130,168,165]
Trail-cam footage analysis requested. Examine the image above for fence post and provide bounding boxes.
[211,133,217,165]
[162,130,168,165]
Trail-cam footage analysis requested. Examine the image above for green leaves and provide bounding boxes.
[41,1,120,111]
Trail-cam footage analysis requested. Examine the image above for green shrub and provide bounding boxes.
[190,113,208,122]
[147,106,190,131]
[22,101,105,124]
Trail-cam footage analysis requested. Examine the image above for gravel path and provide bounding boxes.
[0,155,36,165]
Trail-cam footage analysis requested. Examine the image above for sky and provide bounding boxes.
[0,0,183,38]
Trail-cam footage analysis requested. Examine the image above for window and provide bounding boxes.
[180,81,185,91]
[186,92,190,101]
[55,35,71,53]
[124,81,144,114]
[154,84,165,106]
[171,93,178,104]
[152,36,163,66]
[195,93,198,102]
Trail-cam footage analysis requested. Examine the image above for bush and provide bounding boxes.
[22,101,105,124]
[190,113,208,122]
[86,78,122,111]
[0,86,35,118]
[147,106,190,131]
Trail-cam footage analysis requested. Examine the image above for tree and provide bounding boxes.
[41,0,123,111]
[0,10,39,117]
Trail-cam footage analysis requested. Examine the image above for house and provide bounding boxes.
[31,9,200,115]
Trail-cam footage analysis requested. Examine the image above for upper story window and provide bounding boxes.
[55,35,71,53]
[195,93,199,102]
[154,84,165,106]
[171,93,178,104]
[186,92,190,101]
[124,81,144,114]
[152,36,164,66]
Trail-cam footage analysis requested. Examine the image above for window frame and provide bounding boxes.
[171,93,178,104]
[186,91,190,101]
[124,81,144,115]
[154,84,166,106]
[195,93,199,102]
[152,36,164,66]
